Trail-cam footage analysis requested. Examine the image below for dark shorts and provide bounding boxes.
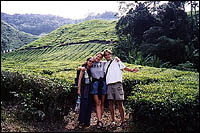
[91,81,107,95]
[107,82,124,100]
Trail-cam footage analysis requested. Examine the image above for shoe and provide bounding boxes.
[120,121,125,128]
[110,121,115,127]
[97,121,103,129]
[85,124,90,129]
[78,123,85,128]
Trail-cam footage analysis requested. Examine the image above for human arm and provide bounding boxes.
[114,57,120,62]
[77,66,85,70]
[77,68,85,96]
[124,67,138,73]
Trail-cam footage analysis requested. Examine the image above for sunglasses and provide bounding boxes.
[89,60,94,63]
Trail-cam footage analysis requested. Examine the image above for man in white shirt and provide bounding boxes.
[103,49,138,127]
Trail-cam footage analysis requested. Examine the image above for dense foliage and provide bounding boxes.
[1,71,77,122]
[123,68,199,131]
[1,21,38,52]
[114,1,199,71]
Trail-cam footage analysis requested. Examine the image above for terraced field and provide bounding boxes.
[1,19,199,132]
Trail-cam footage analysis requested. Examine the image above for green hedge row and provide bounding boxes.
[122,69,199,131]
[1,71,77,121]
[1,68,199,131]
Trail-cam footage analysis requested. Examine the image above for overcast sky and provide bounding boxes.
[1,1,198,19]
[1,1,119,19]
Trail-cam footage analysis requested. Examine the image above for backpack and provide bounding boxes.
[75,70,81,87]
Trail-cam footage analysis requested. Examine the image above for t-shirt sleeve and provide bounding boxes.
[118,61,126,70]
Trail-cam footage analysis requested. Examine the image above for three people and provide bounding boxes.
[77,49,138,128]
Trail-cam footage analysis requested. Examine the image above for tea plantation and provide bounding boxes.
[1,19,199,132]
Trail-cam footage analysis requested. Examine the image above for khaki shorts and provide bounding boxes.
[107,82,124,100]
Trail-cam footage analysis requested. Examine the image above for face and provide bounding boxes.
[104,52,111,61]
[87,58,94,67]
[95,54,103,62]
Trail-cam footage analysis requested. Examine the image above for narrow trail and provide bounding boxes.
[2,102,135,132]
[61,108,134,132]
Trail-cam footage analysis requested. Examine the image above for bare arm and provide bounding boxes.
[78,68,85,96]
[124,67,138,73]
[77,66,85,70]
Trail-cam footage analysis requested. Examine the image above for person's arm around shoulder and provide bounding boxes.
[77,66,85,70]
[78,67,86,96]
[114,56,120,62]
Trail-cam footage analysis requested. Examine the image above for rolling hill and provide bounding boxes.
[1,12,117,36]
[1,12,75,36]
[19,19,118,50]
[1,21,38,52]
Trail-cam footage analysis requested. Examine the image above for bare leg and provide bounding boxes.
[117,100,125,122]
[94,95,102,122]
[109,99,115,122]
[101,95,105,116]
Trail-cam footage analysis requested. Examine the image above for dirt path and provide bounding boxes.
[62,108,133,132]
[1,103,135,132]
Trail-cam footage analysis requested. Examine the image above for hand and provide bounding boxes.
[132,68,138,73]
[114,57,120,62]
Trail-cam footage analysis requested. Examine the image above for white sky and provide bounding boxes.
[1,1,198,19]
[1,1,119,19]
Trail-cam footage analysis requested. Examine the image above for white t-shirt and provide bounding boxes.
[104,59,126,85]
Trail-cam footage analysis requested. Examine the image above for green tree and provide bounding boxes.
[114,1,199,71]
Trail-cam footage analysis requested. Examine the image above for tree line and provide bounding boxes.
[114,1,199,72]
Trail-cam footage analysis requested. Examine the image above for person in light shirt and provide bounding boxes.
[103,49,138,128]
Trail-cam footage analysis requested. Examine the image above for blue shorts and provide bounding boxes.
[91,81,107,95]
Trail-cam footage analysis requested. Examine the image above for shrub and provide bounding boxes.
[1,71,77,122]
[124,70,199,131]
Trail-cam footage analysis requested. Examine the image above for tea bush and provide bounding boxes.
[123,68,199,131]
[1,71,77,122]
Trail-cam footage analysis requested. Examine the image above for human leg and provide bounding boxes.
[93,95,102,122]
[101,95,105,116]
[117,100,125,123]
[101,81,107,116]
[109,99,115,122]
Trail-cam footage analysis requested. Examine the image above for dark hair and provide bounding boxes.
[81,56,93,77]
[82,56,93,67]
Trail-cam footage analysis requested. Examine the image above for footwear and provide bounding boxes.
[78,123,85,128]
[97,121,103,129]
[120,121,125,128]
[111,121,115,124]
[110,121,115,127]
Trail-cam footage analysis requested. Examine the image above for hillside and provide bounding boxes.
[1,12,117,36]
[19,19,118,50]
[1,19,199,132]
[1,12,74,36]
[1,21,38,52]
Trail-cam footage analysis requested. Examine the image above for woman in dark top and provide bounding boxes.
[77,57,94,128]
